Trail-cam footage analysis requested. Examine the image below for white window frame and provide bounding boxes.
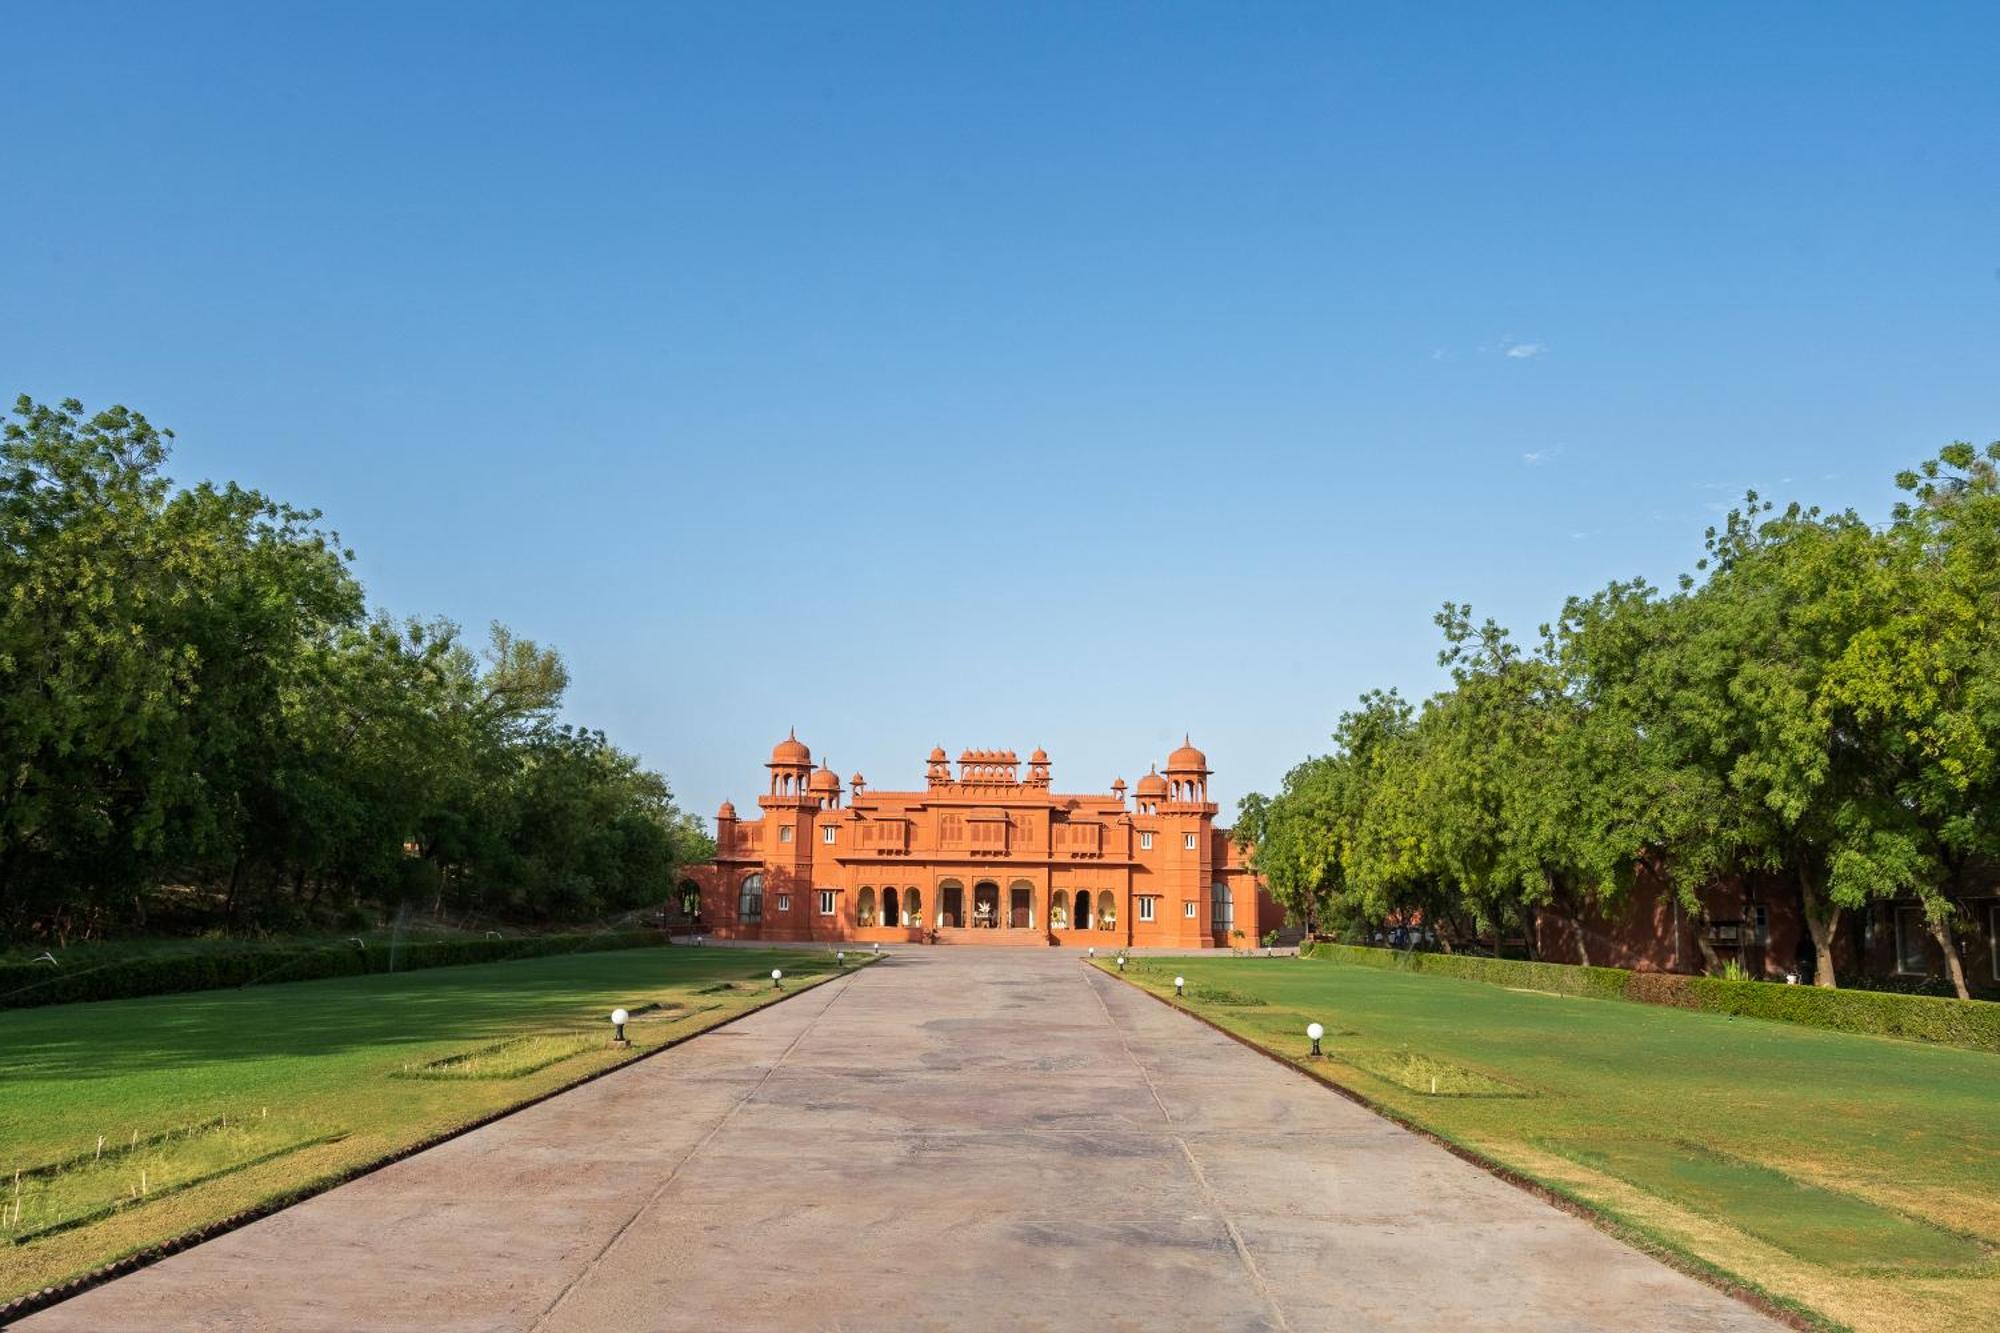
[1183,900,1197,918]
[1139,832,1154,850]
[1137,896,1156,922]
[1184,832,1197,850]
[778,825,793,843]
[817,889,837,916]
[822,826,836,844]
[775,894,791,913]
[1894,905,1927,975]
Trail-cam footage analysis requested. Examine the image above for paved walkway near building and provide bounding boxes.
[22,951,1775,1332]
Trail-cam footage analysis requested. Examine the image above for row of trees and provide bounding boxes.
[1,396,711,943]
[1236,442,2000,998]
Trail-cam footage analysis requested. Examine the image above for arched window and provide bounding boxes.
[882,887,899,926]
[1098,891,1116,929]
[1051,898,1068,930]
[739,874,764,921]
[903,888,921,926]
[1074,889,1092,929]
[857,886,876,927]
[1211,882,1233,930]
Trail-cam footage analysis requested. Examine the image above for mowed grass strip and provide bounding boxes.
[0,945,852,1304]
[1106,956,1999,1333]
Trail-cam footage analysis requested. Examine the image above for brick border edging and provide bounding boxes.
[1094,964,1824,1333]
[0,962,866,1327]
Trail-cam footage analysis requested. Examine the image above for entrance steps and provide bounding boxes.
[931,926,1051,948]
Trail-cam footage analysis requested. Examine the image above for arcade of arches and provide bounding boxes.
[686,735,1276,948]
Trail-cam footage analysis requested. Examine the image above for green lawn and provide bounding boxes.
[0,944,852,1305]
[1109,955,1999,1333]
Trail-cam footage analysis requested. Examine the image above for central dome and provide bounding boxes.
[771,728,810,766]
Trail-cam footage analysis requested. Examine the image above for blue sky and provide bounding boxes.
[5,3,1996,821]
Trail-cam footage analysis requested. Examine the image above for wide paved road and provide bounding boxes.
[23,951,1773,1332]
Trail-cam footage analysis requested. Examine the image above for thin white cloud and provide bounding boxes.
[1504,341,1546,359]
[1522,446,1564,466]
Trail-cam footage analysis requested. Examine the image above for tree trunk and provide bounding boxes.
[1689,899,1721,974]
[1798,868,1840,988]
[222,855,246,927]
[1929,914,1972,1002]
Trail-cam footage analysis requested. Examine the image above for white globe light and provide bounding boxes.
[610,1008,629,1026]
[1306,1022,1324,1041]
[771,969,782,980]
[1174,976,1185,988]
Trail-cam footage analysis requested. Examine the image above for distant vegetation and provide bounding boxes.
[1236,441,2000,997]
[0,396,711,945]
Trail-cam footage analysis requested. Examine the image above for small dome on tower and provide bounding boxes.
[929,746,947,762]
[808,763,839,793]
[1166,736,1208,772]
[1030,747,1048,764]
[716,800,737,820]
[771,728,810,765]
[1136,766,1168,797]
[850,772,865,787]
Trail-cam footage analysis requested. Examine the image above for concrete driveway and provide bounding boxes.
[21,950,1774,1332]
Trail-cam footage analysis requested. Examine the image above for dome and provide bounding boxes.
[1135,767,1168,797]
[850,772,866,786]
[1166,735,1208,772]
[929,746,947,762]
[1030,747,1048,764]
[808,764,839,792]
[771,728,810,766]
[716,800,737,820]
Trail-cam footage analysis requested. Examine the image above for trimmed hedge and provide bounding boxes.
[1300,941,2000,1054]
[0,931,668,1011]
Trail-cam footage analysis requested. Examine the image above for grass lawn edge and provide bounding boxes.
[0,957,871,1326]
[1093,961,1841,1333]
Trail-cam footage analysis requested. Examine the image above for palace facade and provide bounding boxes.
[684,734,1277,948]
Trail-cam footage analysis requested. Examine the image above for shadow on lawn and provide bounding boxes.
[0,950,838,1078]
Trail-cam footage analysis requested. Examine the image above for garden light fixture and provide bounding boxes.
[836,950,845,966]
[1306,1021,1324,1058]
[771,968,783,989]
[611,1008,630,1045]
[1174,975,1185,997]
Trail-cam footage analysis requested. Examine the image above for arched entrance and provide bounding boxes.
[1074,889,1091,930]
[973,880,1000,928]
[938,879,964,928]
[1009,880,1033,929]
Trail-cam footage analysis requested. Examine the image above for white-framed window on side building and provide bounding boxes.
[1184,900,1197,918]
[818,889,837,916]
[1894,905,1928,975]
[1184,832,1197,850]
[1137,896,1157,922]
[1139,832,1154,850]
[778,825,793,843]
[822,826,836,844]
[775,894,791,913]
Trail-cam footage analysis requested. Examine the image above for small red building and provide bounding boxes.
[684,734,1277,948]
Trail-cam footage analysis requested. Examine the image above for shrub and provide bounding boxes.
[0,931,667,1010]
[1300,942,2000,1053]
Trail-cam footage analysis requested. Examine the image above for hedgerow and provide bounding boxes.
[1300,941,2000,1053]
[0,932,667,1010]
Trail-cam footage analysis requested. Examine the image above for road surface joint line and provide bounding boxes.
[1084,968,1292,1333]
[527,969,862,1330]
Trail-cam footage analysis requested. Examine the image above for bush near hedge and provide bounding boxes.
[1300,941,2000,1054]
[0,931,667,1011]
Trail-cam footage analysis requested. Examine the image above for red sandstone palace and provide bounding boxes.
[685,734,1276,948]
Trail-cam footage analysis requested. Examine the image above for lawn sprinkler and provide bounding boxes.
[771,968,783,990]
[611,1008,630,1047]
[1174,975,1185,998]
[1306,1021,1324,1059]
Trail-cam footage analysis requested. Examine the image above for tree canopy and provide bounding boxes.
[1238,441,2000,997]
[1,396,710,942]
